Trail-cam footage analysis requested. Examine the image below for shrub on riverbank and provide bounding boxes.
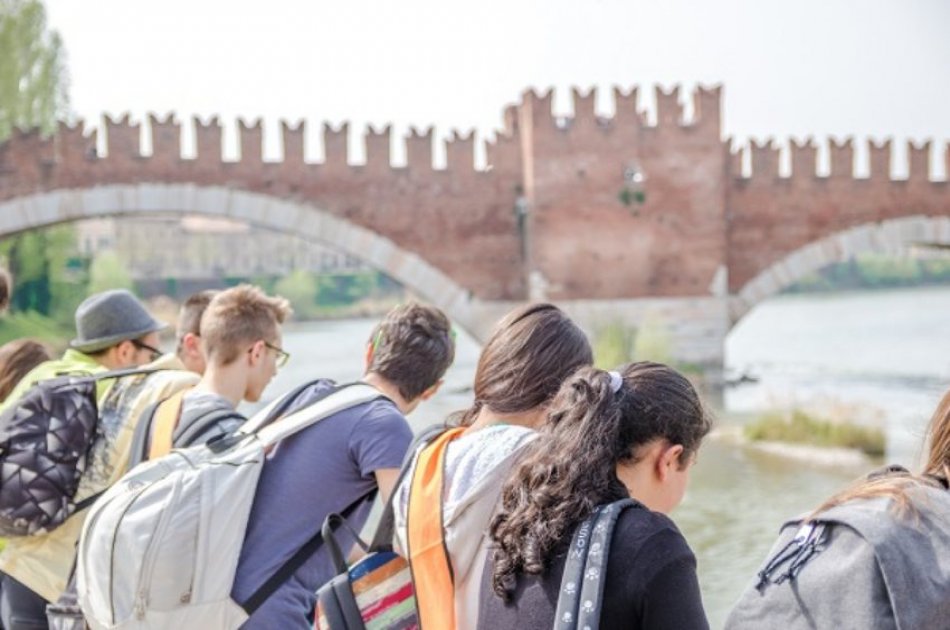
[0,311,70,349]
[744,409,885,457]
[592,321,637,369]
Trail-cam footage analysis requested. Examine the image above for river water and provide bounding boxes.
[253,285,950,629]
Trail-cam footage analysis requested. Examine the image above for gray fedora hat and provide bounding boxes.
[69,289,167,353]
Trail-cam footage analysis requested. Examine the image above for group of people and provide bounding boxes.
[0,282,946,629]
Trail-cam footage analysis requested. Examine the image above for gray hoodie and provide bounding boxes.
[725,482,950,630]
[394,424,536,630]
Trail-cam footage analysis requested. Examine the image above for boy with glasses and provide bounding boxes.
[169,283,291,451]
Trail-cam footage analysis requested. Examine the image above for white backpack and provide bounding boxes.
[76,383,382,630]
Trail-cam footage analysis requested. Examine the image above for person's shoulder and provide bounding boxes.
[143,367,200,391]
[351,394,408,433]
[278,378,338,415]
[452,424,536,464]
[613,504,694,557]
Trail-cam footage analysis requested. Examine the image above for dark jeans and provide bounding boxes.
[0,573,48,630]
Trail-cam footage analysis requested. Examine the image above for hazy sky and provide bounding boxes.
[44,0,950,174]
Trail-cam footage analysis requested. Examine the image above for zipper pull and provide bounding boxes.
[134,593,148,620]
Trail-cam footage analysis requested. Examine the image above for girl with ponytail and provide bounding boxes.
[393,303,593,630]
[479,362,712,630]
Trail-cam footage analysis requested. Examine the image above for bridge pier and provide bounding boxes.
[450,296,730,386]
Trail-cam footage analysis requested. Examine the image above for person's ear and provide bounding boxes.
[656,443,685,482]
[183,333,201,355]
[117,339,137,365]
[363,342,374,373]
[248,340,265,366]
[420,379,444,401]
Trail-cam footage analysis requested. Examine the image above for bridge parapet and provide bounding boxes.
[0,114,507,195]
[515,84,722,143]
[731,137,948,183]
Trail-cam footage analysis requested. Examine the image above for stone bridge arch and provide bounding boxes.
[730,215,950,322]
[0,183,504,339]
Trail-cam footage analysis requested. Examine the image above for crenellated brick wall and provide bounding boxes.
[1,84,948,349]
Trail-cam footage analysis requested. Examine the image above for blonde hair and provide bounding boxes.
[199,284,292,365]
[811,390,950,519]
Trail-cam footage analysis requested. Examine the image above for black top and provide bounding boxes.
[477,507,709,630]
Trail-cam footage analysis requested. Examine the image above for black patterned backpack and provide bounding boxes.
[0,367,155,537]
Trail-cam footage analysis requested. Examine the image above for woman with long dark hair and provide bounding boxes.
[393,303,593,630]
[479,362,712,629]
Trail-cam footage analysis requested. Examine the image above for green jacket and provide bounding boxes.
[0,348,112,413]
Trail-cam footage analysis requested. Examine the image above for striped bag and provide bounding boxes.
[314,522,416,630]
[315,426,447,630]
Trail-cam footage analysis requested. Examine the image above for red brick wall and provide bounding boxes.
[728,139,950,292]
[1,87,947,303]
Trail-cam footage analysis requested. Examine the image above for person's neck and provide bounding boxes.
[193,364,245,408]
[362,372,412,414]
[467,406,545,433]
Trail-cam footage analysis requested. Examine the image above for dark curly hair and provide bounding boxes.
[488,362,712,599]
[451,303,592,427]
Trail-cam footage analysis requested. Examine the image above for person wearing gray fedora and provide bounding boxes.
[69,289,167,356]
[0,288,167,629]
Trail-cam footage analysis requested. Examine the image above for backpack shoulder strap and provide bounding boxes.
[239,378,335,435]
[574,499,637,629]
[89,366,165,382]
[406,426,466,630]
[369,423,448,551]
[253,383,384,448]
[241,487,375,615]
[554,499,638,630]
[147,389,189,460]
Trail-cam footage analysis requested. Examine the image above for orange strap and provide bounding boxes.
[147,389,188,461]
[407,426,466,630]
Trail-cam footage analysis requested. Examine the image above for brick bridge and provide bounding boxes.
[1,85,948,375]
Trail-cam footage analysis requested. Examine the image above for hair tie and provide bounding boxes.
[607,371,623,393]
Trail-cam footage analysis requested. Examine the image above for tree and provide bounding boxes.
[0,224,85,321]
[88,250,133,295]
[0,0,68,140]
[274,269,317,318]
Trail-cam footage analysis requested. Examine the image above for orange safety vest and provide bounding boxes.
[406,426,466,630]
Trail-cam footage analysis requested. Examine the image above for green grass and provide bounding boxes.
[744,409,886,457]
[0,311,71,349]
[592,321,637,369]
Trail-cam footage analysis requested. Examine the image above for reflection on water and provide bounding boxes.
[249,286,950,629]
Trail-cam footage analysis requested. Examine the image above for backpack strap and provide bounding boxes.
[241,485,376,615]
[253,383,384,448]
[554,498,638,630]
[88,366,165,381]
[369,423,448,552]
[574,499,637,629]
[406,426,466,630]
[147,389,188,460]
[238,378,336,435]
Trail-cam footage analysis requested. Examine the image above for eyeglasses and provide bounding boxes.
[132,339,163,362]
[264,341,290,368]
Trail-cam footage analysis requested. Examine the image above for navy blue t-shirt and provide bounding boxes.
[231,380,413,628]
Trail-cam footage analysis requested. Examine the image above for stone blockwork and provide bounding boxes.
[1,86,949,370]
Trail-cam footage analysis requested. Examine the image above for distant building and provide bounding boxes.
[74,215,367,282]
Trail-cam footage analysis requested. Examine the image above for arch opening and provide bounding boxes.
[731,216,950,324]
[0,183,485,337]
